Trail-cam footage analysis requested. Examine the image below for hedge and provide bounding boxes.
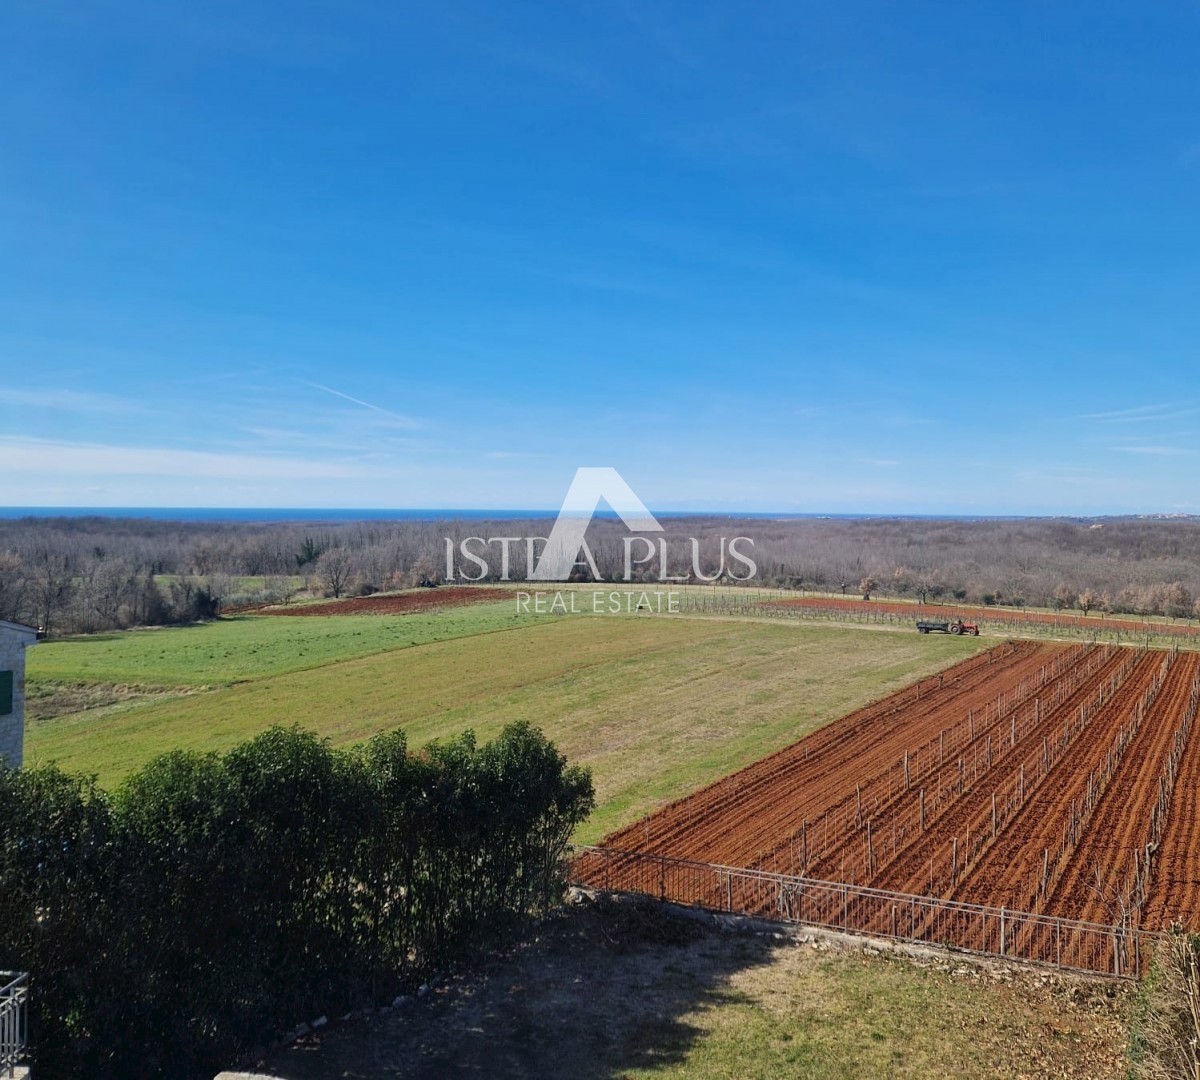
[0,721,594,1078]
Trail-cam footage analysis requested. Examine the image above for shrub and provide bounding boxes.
[0,722,594,1078]
[1131,926,1200,1080]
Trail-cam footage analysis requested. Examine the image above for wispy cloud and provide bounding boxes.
[1111,445,1195,457]
[1081,403,1199,424]
[1013,465,1116,488]
[298,380,423,429]
[0,436,382,480]
[170,365,288,387]
[0,387,143,413]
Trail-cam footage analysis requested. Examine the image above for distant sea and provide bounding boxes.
[0,506,1035,523]
[0,506,563,522]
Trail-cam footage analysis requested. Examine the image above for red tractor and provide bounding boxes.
[916,619,979,636]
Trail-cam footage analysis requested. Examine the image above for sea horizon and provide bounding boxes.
[0,505,1176,524]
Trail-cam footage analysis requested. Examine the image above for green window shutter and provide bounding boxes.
[0,671,12,716]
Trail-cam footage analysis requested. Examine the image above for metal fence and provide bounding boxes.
[0,972,27,1076]
[571,845,1157,978]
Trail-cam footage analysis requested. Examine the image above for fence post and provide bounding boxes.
[572,845,1151,977]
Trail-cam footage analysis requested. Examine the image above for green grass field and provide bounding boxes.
[29,602,531,685]
[27,608,985,842]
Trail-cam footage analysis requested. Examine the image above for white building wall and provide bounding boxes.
[0,625,35,770]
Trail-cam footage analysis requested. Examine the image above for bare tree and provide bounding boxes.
[315,548,357,599]
[30,549,74,635]
[1164,582,1193,620]
[1053,583,1077,610]
[0,551,30,623]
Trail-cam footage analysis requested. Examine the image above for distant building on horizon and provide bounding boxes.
[0,620,38,770]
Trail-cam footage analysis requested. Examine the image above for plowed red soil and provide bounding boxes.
[254,587,509,616]
[1147,672,1200,932]
[601,642,1052,868]
[946,653,1161,911]
[773,596,1200,640]
[579,642,1200,942]
[1045,653,1200,925]
[853,648,1133,898]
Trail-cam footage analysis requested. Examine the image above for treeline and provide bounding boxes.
[6,514,1200,633]
[0,721,594,1079]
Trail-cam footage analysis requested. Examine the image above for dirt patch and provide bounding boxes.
[253,894,1130,1079]
[256,588,510,617]
[25,680,201,723]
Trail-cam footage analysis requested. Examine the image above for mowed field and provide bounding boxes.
[25,602,986,843]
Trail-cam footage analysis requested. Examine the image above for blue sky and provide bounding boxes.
[3,1,1199,513]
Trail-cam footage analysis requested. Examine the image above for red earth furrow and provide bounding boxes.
[794,644,1107,881]
[696,640,1040,785]
[604,642,1041,859]
[1145,679,1200,932]
[862,650,1135,898]
[595,644,1062,918]
[773,596,1200,640]
[573,643,1200,972]
[1046,653,1200,924]
[945,654,1162,911]
[721,650,1144,920]
[604,642,1059,866]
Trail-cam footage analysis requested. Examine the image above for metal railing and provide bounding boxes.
[0,972,27,1076]
[571,845,1157,978]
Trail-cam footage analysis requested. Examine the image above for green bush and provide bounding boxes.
[0,721,594,1078]
[1130,926,1200,1080]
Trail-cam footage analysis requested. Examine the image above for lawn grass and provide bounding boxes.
[27,602,532,686]
[27,615,985,842]
[621,942,1128,1079]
